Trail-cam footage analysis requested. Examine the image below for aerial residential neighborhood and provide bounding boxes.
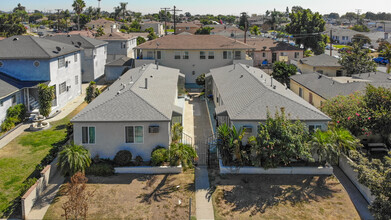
[0,1,391,220]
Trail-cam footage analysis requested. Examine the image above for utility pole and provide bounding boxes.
[55,9,62,32]
[169,6,182,35]
[355,9,361,25]
[98,0,101,18]
[330,30,333,56]
[161,7,170,35]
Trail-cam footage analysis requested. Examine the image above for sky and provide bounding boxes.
[2,0,391,16]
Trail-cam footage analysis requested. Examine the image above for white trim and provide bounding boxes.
[82,126,96,145]
[124,125,144,144]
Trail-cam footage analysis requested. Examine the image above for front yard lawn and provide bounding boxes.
[209,170,360,219]
[44,172,196,219]
[0,102,87,218]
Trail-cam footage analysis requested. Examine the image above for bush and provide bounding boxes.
[85,163,114,176]
[6,104,26,122]
[66,122,73,138]
[151,146,168,166]
[135,156,143,166]
[114,150,132,166]
[1,117,17,131]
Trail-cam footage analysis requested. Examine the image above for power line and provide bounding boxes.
[168,6,182,35]
[160,7,170,36]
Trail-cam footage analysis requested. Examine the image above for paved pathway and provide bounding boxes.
[187,97,214,220]
[333,166,374,220]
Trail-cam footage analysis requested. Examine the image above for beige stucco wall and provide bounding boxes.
[253,50,303,66]
[290,79,327,108]
[297,63,343,77]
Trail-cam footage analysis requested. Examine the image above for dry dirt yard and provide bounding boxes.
[44,172,195,220]
[209,170,360,220]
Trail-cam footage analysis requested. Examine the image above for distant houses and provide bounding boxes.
[294,54,345,77]
[0,35,83,123]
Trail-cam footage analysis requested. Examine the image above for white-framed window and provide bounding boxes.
[75,75,79,85]
[309,125,322,133]
[58,57,65,68]
[200,51,206,59]
[59,82,67,94]
[234,51,241,59]
[125,126,143,143]
[223,51,232,59]
[74,53,78,62]
[208,51,214,59]
[174,51,181,59]
[82,127,95,144]
[33,60,40,67]
[183,51,189,59]
[299,87,303,98]
[157,51,161,59]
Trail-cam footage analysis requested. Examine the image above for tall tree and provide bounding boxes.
[380,43,391,73]
[119,2,130,21]
[37,84,55,117]
[195,26,214,35]
[85,81,101,103]
[271,61,297,86]
[352,34,371,46]
[13,3,26,12]
[339,43,377,76]
[72,0,86,31]
[250,25,260,36]
[286,8,326,55]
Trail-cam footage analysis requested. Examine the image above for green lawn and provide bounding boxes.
[333,45,350,49]
[166,29,174,32]
[0,102,87,218]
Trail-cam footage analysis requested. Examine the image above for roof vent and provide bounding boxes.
[318,74,322,79]
[246,65,250,68]
[260,74,263,78]
[273,85,276,89]
[240,74,243,78]
[67,34,71,37]
[13,37,19,41]
[117,91,121,95]
[109,33,113,36]
[56,46,61,52]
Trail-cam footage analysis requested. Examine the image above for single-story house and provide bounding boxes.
[105,57,134,82]
[295,54,345,77]
[71,64,185,160]
[205,64,331,138]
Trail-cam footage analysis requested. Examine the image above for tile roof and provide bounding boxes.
[136,35,255,50]
[208,64,330,121]
[45,34,107,49]
[297,54,341,67]
[290,72,391,99]
[243,38,302,51]
[96,32,137,41]
[72,64,184,122]
[0,35,81,59]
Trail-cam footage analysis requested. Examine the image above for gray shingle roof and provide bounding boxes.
[208,64,330,121]
[0,35,81,59]
[105,57,133,67]
[290,72,391,100]
[297,54,341,67]
[0,72,48,99]
[45,34,107,49]
[72,64,184,122]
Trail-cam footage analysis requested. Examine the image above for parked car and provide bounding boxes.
[39,25,46,29]
[373,57,389,64]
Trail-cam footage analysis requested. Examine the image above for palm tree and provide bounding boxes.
[169,143,197,170]
[381,44,391,73]
[58,143,91,176]
[250,25,260,36]
[72,0,86,31]
[330,127,360,155]
[119,2,129,21]
[229,125,245,164]
[308,129,336,165]
[171,123,183,144]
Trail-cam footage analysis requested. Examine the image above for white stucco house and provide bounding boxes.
[134,35,255,84]
[141,21,164,37]
[205,64,331,140]
[46,34,108,82]
[0,35,82,117]
[71,64,186,160]
[96,32,137,63]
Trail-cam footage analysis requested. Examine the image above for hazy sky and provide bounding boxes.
[3,0,391,15]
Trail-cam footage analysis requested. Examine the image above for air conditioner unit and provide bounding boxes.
[149,125,159,133]
[242,126,253,133]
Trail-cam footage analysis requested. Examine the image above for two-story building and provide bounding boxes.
[96,32,137,63]
[0,35,82,117]
[141,21,164,37]
[86,18,118,33]
[135,35,255,84]
[175,22,201,34]
[46,34,108,82]
[295,54,345,77]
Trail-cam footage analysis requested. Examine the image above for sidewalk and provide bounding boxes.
[333,166,374,220]
[195,166,215,220]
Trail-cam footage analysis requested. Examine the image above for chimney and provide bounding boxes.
[145,78,148,89]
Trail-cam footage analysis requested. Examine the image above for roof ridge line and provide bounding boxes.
[30,36,52,58]
[130,89,170,120]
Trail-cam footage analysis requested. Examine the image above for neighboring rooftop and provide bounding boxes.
[176,22,201,28]
[297,54,341,67]
[72,64,184,122]
[0,72,48,99]
[52,30,96,38]
[87,18,116,26]
[290,72,391,99]
[208,64,330,121]
[136,35,255,50]
[243,38,302,51]
[45,34,107,49]
[0,35,81,59]
[96,32,137,41]
[105,57,134,67]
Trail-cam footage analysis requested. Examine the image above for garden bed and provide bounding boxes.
[115,165,182,174]
[219,159,333,175]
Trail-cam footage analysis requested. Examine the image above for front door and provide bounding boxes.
[272,53,277,63]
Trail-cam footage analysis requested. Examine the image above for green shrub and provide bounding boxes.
[66,122,73,138]
[114,150,132,166]
[135,156,143,166]
[151,147,168,166]
[6,104,26,122]
[86,163,114,176]
[1,117,18,131]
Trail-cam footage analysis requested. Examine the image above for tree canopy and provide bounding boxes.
[271,61,297,86]
[338,43,377,76]
[195,26,214,35]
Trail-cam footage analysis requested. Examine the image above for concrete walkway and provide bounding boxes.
[333,166,374,220]
[27,172,64,220]
[195,166,214,220]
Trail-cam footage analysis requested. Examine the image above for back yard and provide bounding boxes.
[209,170,360,220]
[44,172,196,219]
[0,102,87,218]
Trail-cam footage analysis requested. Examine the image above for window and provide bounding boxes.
[208,51,214,59]
[82,127,95,144]
[147,51,153,59]
[121,42,126,49]
[59,82,67,94]
[174,51,181,59]
[183,51,189,59]
[299,87,303,98]
[58,57,65,68]
[317,70,324,74]
[309,125,322,133]
[309,93,313,105]
[33,61,40,67]
[294,52,300,58]
[234,51,241,60]
[192,71,195,75]
[200,51,206,59]
[262,52,266,58]
[185,27,190,30]
[342,36,345,40]
[125,126,143,143]
[74,53,78,62]
[75,75,79,85]
[157,51,161,59]
[223,51,232,59]
[345,36,349,40]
